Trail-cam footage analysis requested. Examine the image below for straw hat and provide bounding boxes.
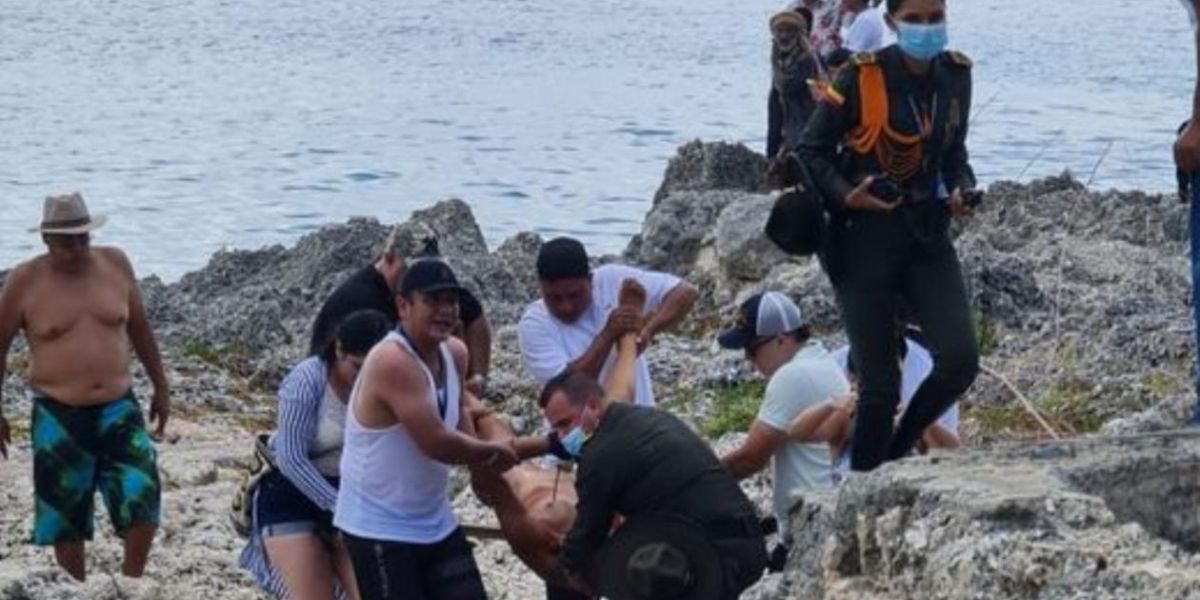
[35,193,108,234]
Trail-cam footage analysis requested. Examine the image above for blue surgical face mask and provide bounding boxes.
[560,425,589,459]
[895,22,948,61]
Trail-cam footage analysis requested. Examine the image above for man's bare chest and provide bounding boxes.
[23,275,128,342]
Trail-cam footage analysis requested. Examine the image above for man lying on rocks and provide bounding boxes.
[536,279,768,599]
[0,193,170,582]
[518,236,698,407]
[466,380,585,600]
[466,278,650,600]
[310,232,493,397]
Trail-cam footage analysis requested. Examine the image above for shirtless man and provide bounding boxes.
[468,279,646,600]
[0,193,170,582]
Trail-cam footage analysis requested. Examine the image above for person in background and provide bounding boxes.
[766,7,828,188]
[310,233,493,397]
[793,0,842,57]
[797,0,980,472]
[840,0,888,53]
[240,309,392,600]
[1174,0,1200,422]
[517,237,697,407]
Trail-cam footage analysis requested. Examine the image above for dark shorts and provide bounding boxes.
[342,527,487,600]
[32,392,161,545]
[254,469,338,537]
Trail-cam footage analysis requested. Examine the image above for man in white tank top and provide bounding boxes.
[334,259,518,600]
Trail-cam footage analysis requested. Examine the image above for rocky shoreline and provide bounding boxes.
[1,141,1197,599]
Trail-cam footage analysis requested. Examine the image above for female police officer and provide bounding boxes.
[796,0,978,472]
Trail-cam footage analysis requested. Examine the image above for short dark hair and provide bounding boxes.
[787,325,812,345]
[321,309,392,363]
[536,237,590,282]
[538,370,604,409]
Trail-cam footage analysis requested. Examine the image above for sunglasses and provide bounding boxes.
[745,335,776,359]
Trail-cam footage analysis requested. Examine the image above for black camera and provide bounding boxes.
[868,175,904,203]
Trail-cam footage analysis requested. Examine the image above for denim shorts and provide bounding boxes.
[254,470,338,538]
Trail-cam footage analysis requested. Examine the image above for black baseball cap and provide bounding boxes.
[717,291,806,350]
[399,259,466,297]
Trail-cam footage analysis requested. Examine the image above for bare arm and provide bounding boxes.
[463,313,492,381]
[517,310,633,383]
[110,250,170,436]
[113,251,168,392]
[566,327,620,380]
[920,423,960,451]
[376,343,514,467]
[787,396,854,444]
[601,332,639,407]
[721,420,786,480]
[640,282,698,342]
[0,265,27,459]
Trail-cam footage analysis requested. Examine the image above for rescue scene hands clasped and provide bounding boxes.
[2,0,1199,598]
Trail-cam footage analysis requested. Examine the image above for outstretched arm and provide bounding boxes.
[601,333,638,407]
[638,281,698,348]
[602,279,646,405]
[0,265,27,459]
[787,394,854,443]
[376,343,515,469]
[721,421,786,479]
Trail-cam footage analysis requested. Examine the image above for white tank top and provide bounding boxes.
[334,330,461,543]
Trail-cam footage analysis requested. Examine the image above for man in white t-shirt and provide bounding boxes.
[517,237,698,407]
[718,292,849,532]
[840,0,888,52]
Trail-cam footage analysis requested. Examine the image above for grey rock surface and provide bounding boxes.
[652,140,767,205]
[782,433,1200,599]
[714,194,790,283]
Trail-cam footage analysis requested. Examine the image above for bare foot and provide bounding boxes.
[618,278,646,313]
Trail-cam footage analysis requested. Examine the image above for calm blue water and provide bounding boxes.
[0,0,1192,280]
